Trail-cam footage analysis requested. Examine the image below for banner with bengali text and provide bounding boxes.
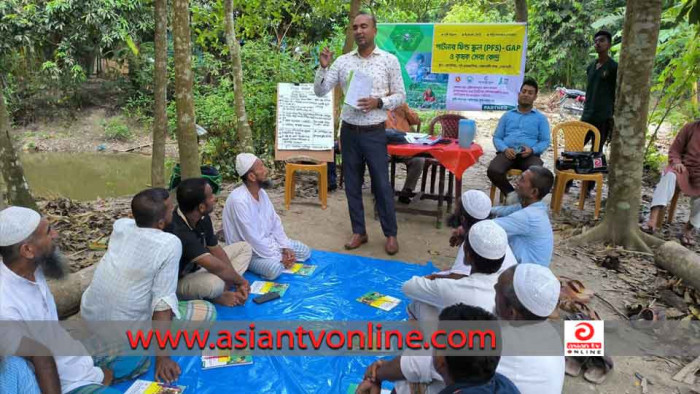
[376,23,527,111]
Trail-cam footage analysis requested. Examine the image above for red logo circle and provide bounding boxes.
[574,322,594,341]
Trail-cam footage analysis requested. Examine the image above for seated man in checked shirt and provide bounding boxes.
[81,188,217,384]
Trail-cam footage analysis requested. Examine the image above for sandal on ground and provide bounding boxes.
[630,307,666,329]
[565,356,589,377]
[583,356,614,384]
[640,222,656,235]
[679,233,696,247]
[559,277,594,304]
[560,301,601,320]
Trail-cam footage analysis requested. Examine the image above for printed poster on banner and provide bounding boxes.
[564,320,605,356]
[375,23,527,111]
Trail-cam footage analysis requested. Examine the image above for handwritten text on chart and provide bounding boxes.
[276,83,334,151]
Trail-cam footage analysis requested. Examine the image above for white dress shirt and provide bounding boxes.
[81,218,182,321]
[402,272,498,315]
[396,354,565,394]
[314,46,406,126]
[223,185,290,261]
[0,262,104,393]
[496,355,565,394]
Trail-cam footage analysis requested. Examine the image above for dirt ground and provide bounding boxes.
[259,112,698,394]
[18,102,700,393]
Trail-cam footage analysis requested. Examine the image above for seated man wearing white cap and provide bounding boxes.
[363,264,563,394]
[223,153,311,280]
[402,220,508,321]
[0,207,119,393]
[493,264,565,394]
[357,304,519,394]
[491,166,554,266]
[439,190,516,277]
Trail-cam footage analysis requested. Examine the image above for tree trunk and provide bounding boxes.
[172,0,201,179]
[567,0,663,252]
[514,0,528,23]
[151,0,168,188]
[47,265,96,319]
[0,82,37,210]
[333,0,362,128]
[655,241,700,292]
[224,0,254,153]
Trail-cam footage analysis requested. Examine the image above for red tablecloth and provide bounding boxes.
[387,139,483,181]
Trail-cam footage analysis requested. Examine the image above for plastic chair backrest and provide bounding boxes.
[427,114,467,138]
[551,121,601,162]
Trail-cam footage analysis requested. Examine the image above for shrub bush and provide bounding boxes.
[102,118,132,141]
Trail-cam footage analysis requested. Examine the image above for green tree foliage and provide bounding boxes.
[442,0,512,23]
[527,0,625,89]
[643,1,700,170]
[1,0,152,119]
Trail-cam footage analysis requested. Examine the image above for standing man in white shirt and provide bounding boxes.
[314,11,406,255]
[223,153,311,280]
[0,207,117,393]
[81,188,217,385]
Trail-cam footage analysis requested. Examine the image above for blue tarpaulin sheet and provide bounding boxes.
[113,250,436,393]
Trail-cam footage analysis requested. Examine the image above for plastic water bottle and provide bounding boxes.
[458,119,476,148]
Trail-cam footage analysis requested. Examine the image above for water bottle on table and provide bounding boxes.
[458,119,476,148]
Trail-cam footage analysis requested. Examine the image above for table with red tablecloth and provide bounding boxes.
[387,139,483,227]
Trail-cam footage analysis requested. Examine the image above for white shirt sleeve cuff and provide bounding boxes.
[400,355,439,383]
[153,294,180,319]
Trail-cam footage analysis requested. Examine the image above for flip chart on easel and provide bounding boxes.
[275,83,334,162]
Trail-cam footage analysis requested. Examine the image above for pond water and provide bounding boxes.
[20,152,166,201]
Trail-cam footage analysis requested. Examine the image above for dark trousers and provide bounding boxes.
[487,152,543,195]
[327,142,340,188]
[341,121,397,237]
[584,118,613,149]
[580,118,613,192]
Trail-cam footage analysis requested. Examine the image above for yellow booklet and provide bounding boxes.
[356,291,401,311]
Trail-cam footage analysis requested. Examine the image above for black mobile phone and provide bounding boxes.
[253,292,281,304]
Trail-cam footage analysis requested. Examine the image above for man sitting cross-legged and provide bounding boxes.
[487,78,550,205]
[81,188,217,385]
[402,220,508,321]
[223,153,311,280]
[0,207,117,393]
[166,178,252,306]
[442,190,517,276]
[491,166,554,266]
[358,264,563,394]
[356,304,519,394]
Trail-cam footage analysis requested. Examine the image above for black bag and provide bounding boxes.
[386,129,409,145]
[556,151,608,174]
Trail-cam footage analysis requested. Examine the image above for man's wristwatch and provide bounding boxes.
[377,98,384,109]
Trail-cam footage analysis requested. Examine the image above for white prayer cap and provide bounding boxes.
[513,264,560,317]
[461,190,491,220]
[236,153,258,176]
[468,220,507,260]
[0,206,41,247]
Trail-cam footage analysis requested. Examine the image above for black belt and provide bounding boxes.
[342,121,385,131]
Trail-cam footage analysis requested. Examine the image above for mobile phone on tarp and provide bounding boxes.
[253,292,281,304]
